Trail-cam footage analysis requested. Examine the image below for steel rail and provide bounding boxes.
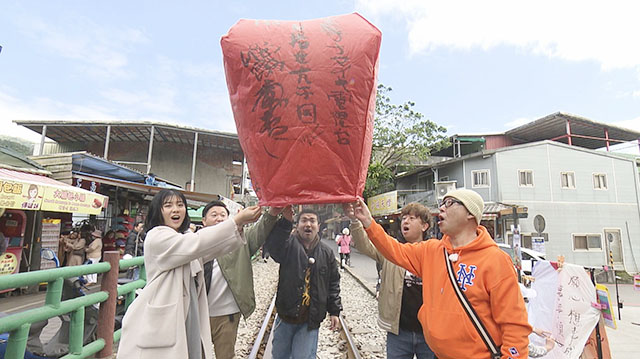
[248,293,277,359]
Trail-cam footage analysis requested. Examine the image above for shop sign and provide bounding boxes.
[368,190,398,217]
[0,180,43,210]
[41,187,108,215]
[0,252,18,275]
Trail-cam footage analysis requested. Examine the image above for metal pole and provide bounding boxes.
[604,128,610,152]
[39,125,47,156]
[104,125,111,159]
[608,249,622,320]
[190,132,198,191]
[512,206,522,283]
[452,136,456,157]
[615,274,622,320]
[147,126,155,174]
[566,119,572,146]
[96,251,120,359]
[240,156,247,197]
[589,268,604,359]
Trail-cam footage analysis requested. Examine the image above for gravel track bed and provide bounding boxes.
[226,258,385,358]
[316,268,386,359]
[233,258,279,358]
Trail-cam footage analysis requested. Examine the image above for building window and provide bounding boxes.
[561,172,576,189]
[518,170,534,187]
[593,173,607,190]
[472,170,490,188]
[572,234,602,251]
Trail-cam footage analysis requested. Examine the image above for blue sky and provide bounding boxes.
[2,0,639,153]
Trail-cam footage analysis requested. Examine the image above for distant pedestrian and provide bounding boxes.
[124,222,145,257]
[64,231,85,266]
[85,230,102,284]
[336,227,352,269]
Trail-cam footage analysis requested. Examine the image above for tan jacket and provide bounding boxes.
[117,218,245,359]
[85,238,102,260]
[65,237,85,266]
[350,220,406,335]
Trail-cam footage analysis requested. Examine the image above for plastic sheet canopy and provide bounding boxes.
[221,13,381,206]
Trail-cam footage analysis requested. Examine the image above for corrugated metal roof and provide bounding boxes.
[72,172,220,208]
[0,168,70,186]
[14,119,243,159]
[483,202,511,213]
[505,112,640,149]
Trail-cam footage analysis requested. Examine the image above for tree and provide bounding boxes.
[364,84,448,198]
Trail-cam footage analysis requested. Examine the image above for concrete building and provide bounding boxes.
[14,120,244,198]
[393,113,640,272]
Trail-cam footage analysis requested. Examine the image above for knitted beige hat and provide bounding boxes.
[443,188,484,225]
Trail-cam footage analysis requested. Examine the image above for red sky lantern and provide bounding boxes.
[221,13,381,206]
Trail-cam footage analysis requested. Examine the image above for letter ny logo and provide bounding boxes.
[456,263,477,291]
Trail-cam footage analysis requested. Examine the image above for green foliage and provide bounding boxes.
[364,160,394,198]
[364,84,448,198]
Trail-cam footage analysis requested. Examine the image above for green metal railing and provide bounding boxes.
[0,256,146,359]
[114,257,147,344]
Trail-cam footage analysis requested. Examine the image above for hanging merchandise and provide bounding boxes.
[0,210,27,293]
[41,219,62,270]
[221,13,381,206]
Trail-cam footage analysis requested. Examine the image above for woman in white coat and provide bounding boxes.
[117,189,261,359]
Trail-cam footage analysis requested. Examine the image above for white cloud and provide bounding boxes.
[612,117,640,132]
[357,0,640,70]
[14,14,148,79]
[0,90,126,142]
[100,87,180,115]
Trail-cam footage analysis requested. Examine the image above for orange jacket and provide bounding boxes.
[365,222,531,359]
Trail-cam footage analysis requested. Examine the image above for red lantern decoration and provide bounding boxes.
[221,13,381,206]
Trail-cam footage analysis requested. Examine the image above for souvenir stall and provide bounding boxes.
[0,168,108,287]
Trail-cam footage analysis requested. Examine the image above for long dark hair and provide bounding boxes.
[145,189,190,233]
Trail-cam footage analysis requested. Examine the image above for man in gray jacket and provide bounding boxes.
[202,200,280,359]
[344,202,435,359]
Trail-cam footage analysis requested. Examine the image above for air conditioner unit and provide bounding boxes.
[435,181,457,200]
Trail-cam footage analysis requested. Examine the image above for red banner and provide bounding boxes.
[221,13,381,206]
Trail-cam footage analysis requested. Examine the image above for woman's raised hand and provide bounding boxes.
[235,206,262,227]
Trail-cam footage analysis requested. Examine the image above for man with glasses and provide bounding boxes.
[344,202,435,359]
[345,189,531,359]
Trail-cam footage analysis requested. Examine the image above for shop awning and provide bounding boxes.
[0,168,108,215]
[72,172,220,208]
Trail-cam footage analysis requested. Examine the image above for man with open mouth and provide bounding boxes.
[264,207,342,359]
[344,201,436,359]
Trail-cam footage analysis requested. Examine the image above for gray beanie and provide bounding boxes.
[444,188,484,225]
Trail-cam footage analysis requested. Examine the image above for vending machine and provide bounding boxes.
[0,210,27,293]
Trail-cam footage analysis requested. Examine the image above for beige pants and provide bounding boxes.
[209,312,241,359]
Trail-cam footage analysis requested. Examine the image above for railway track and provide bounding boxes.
[246,259,383,359]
